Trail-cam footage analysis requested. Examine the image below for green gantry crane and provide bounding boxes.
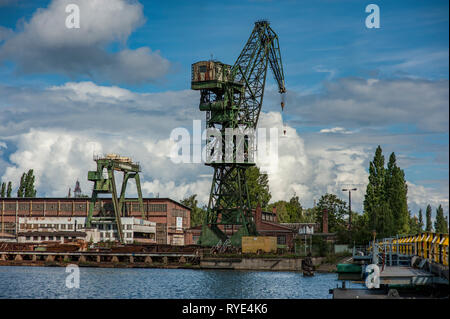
[86,154,144,244]
[191,21,286,247]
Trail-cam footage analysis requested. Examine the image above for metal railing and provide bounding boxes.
[369,232,449,266]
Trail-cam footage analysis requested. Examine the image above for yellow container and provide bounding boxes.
[241,236,277,254]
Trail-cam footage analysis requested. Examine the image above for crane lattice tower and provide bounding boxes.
[191,21,286,247]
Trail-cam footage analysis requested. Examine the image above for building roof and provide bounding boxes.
[0,197,192,211]
[258,220,296,233]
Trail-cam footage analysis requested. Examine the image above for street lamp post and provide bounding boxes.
[342,188,357,231]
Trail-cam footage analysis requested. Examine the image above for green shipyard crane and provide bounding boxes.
[86,154,144,244]
[191,20,286,247]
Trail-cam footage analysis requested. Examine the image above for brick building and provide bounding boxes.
[0,197,191,245]
[186,204,297,249]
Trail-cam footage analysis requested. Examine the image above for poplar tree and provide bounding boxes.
[385,152,409,234]
[17,173,26,197]
[418,208,424,232]
[6,182,12,197]
[0,182,5,198]
[24,169,36,197]
[434,205,448,233]
[408,214,421,234]
[364,146,393,238]
[425,204,433,232]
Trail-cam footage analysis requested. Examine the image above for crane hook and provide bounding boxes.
[280,91,286,111]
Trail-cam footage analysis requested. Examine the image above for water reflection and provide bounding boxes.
[0,266,365,299]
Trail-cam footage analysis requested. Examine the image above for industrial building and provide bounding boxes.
[17,216,156,245]
[186,205,298,248]
[0,197,191,245]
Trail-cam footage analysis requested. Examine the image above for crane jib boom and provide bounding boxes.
[191,21,286,247]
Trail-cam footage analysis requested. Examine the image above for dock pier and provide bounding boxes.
[0,250,199,267]
[332,232,449,299]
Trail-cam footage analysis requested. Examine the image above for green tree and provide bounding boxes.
[351,213,372,244]
[268,200,289,223]
[408,214,421,234]
[434,205,448,233]
[418,208,424,232]
[301,207,317,223]
[17,173,26,197]
[0,182,5,198]
[315,193,347,233]
[268,195,303,223]
[222,166,271,210]
[6,182,12,197]
[385,152,409,234]
[363,146,394,238]
[24,169,37,197]
[286,195,303,222]
[425,204,433,232]
[181,194,206,227]
[245,166,271,209]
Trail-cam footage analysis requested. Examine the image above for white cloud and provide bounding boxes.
[313,65,336,80]
[0,26,13,42]
[0,0,171,84]
[257,112,369,209]
[287,77,449,132]
[407,181,449,218]
[319,127,354,134]
[142,179,211,205]
[49,81,134,100]
[0,81,201,140]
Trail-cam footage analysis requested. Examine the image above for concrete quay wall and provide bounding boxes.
[200,257,325,271]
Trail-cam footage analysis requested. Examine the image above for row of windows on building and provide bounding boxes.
[100,232,133,239]
[24,235,79,241]
[2,203,168,212]
[96,224,133,231]
[20,223,134,231]
[22,233,136,241]
[20,223,84,230]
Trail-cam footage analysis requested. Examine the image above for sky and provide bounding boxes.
[0,0,448,223]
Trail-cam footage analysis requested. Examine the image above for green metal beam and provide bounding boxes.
[86,156,144,244]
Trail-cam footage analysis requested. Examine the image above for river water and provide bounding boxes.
[0,266,364,299]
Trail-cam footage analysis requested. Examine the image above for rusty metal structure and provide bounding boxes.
[191,21,286,247]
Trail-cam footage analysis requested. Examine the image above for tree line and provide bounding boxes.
[0,169,37,198]
[364,146,448,239]
[410,204,448,234]
[181,145,448,244]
